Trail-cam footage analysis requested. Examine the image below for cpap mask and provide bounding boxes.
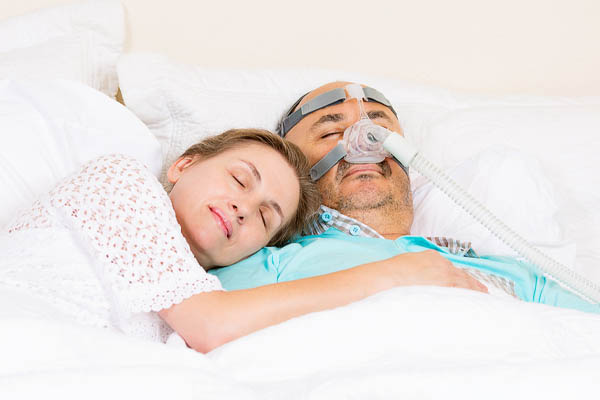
[279,82,600,304]
[279,83,404,181]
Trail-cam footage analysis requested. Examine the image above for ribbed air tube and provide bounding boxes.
[410,152,600,304]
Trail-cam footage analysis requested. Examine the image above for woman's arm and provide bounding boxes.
[159,250,487,353]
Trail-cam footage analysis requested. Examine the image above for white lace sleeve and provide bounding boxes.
[48,154,223,317]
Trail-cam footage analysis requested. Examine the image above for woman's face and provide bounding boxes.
[167,143,300,268]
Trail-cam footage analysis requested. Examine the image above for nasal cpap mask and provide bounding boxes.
[279,83,600,304]
[279,83,404,181]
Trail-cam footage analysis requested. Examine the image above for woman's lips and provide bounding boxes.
[210,206,232,238]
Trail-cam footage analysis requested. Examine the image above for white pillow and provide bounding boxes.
[418,104,600,280]
[117,53,600,279]
[0,0,124,98]
[0,79,162,229]
[410,147,574,264]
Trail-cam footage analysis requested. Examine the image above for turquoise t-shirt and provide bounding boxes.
[209,228,599,314]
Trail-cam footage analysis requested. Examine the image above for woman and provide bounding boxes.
[2,129,316,346]
[2,128,464,354]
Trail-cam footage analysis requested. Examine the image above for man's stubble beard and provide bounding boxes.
[317,160,413,216]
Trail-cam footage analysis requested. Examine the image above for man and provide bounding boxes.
[210,81,598,314]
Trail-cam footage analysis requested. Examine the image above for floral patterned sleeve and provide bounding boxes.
[47,154,223,318]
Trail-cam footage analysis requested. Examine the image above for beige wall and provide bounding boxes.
[3,0,599,96]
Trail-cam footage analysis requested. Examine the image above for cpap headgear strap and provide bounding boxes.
[278,85,397,137]
[278,84,407,181]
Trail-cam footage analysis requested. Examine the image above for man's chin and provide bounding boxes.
[335,187,395,211]
[319,173,396,210]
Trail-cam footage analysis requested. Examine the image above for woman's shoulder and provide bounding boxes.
[40,153,176,248]
[49,154,166,202]
[6,154,166,233]
[76,153,159,186]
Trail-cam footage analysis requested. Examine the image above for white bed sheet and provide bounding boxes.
[2,284,600,399]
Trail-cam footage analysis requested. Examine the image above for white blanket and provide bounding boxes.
[2,284,600,399]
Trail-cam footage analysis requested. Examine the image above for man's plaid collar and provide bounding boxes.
[304,205,383,238]
[303,205,476,257]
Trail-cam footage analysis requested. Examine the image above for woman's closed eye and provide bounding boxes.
[232,174,245,188]
[260,209,267,229]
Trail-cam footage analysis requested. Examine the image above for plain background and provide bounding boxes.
[1,0,599,96]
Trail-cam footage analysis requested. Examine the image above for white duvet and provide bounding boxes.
[2,284,600,399]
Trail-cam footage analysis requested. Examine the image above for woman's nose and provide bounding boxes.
[230,200,251,224]
[230,203,243,223]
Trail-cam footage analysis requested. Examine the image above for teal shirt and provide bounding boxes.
[210,227,599,314]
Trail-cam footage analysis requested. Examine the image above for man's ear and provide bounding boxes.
[166,156,196,184]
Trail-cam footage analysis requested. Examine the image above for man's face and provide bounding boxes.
[285,82,412,218]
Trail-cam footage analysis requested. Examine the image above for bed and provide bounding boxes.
[1,1,600,399]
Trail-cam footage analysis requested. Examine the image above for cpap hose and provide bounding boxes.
[371,129,600,304]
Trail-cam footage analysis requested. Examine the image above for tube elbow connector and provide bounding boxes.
[382,132,418,167]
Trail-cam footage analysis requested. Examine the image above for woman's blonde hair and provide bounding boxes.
[180,129,320,247]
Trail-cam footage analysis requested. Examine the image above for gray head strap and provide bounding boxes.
[279,86,397,137]
[309,143,347,181]
[363,87,395,110]
[280,88,347,136]
[392,156,410,177]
